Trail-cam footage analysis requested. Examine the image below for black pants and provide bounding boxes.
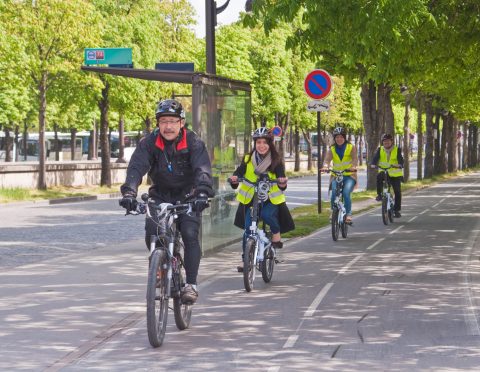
[145,213,201,285]
[376,174,402,212]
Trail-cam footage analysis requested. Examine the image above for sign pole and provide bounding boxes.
[317,111,322,214]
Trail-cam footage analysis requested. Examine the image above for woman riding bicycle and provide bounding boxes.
[321,126,358,224]
[370,133,404,217]
[229,127,294,270]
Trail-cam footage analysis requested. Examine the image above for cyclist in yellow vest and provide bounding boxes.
[321,127,358,223]
[370,133,404,217]
[229,127,295,271]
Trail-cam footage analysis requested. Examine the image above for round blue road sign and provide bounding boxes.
[304,69,333,100]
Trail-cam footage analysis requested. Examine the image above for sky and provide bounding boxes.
[187,0,245,38]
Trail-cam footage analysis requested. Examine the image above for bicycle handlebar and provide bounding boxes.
[227,176,280,186]
[124,193,200,216]
[320,169,357,175]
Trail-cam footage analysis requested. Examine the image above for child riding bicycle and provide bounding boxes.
[229,127,295,271]
[321,127,358,224]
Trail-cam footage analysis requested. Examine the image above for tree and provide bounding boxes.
[4,0,100,188]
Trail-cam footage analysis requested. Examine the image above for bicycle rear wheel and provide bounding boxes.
[381,197,389,225]
[331,208,340,241]
[261,245,275,283]
[146,249,169,348]
[173,257,192,330]
[243,238,256,292]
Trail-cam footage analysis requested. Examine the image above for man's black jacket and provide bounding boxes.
[120,128,214,202]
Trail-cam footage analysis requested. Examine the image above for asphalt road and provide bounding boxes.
[1,171,480,371]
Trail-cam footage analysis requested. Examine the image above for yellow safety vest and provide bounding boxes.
[379,146,403,177]
[236,155,286,205]
[331,143,353,176]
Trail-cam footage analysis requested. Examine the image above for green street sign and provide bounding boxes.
[84,48,132,66]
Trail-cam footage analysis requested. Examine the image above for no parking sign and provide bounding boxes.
[304,69,333,100]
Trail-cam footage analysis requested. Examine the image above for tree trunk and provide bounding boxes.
[70,127,77,161]
[424,97,434,178]
[361,79,381,190]
[403,94,411,182]
[416,93,423,180]
[302,129,313,171]
[116,114,126,163]
[433,112,442,174]
[447,118,457,172]
[439,113,449,174]
[144,116,152,134]
[98,79,112,187]
[4,127,12,162]
[461,122,467,169]
[37,71,48,190]
[384,85,395,136]
[294,126,300,171]
[377,83,387,135]
[289,125,294,157]
[471,125,478,167]
[88,118,97,160]
[53,123,60,161]
[14,124,19,162]
[23,120,28,161]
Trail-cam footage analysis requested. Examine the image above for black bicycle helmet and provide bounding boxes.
[381,133,393,142]
[252,127,272,140]
[155,99,185,119]
[332,126,346,138]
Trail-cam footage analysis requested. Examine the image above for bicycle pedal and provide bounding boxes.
[275,259,284,264]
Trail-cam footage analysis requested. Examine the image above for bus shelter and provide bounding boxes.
[81,66,252,251]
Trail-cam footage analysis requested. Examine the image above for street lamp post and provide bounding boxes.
[205,0,230,75]
[205,0,253,75]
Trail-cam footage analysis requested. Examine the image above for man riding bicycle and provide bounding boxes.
[119,99,214,304]
[370,133,404,218]
[321,127,358,224]
[229,127,294,271]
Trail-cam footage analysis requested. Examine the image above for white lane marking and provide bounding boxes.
[432,198,446,208]
[338,254,364,275]
[462,221,480,336]
[304,282,334,317]
[286,202,311,206]
[408,216,418,222]
[267,367,280,372]
[389,225,404,235]
[283,334,299,349]
[419,209,429,215]
[366,238,385,250]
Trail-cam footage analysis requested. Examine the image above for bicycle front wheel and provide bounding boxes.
[381,197,389,225]
[243,238,256,292]
[341,215,349,238]
[146,249,169,348]
[331,208,340,241]
[173,259,192,330]
[261,245,275,283]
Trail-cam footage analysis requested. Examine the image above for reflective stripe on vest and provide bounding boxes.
[235,155,286,205]
[379,146,403,177]
[331,144,353,176]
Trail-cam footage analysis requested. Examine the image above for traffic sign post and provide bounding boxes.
[304,69,333,214]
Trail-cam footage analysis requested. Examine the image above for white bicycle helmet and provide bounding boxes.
[252,127,272,140]
[332,126,346,138]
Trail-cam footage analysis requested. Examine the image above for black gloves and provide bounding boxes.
[194,192,209,212]
[119,194,138,212]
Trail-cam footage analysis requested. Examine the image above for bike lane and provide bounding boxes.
[1,174,480,371]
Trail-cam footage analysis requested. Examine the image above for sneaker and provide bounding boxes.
[394,211,402,218]
[181,284,198,304]
[345,215,353,224]
[375,195,382,201]
[272,241,283,249]
[237,264,244,272]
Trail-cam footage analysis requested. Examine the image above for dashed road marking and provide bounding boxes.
[304,282,334,317]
